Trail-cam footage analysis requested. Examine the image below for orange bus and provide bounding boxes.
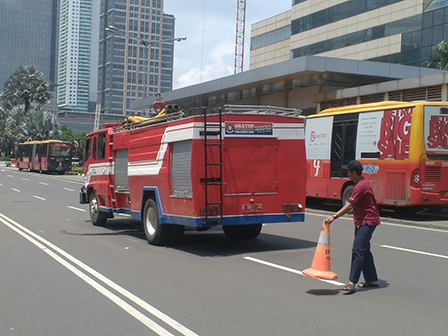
[305,101,448,212]
[16,140,72,174]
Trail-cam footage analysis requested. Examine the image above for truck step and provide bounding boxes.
[200,130,220,136]
[200,177,221,183]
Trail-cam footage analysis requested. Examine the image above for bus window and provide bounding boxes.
[50,144,71,157]
[330,115,358,178]
[85,138,92,161]
[98,133,106,160]
[93,137,97,160]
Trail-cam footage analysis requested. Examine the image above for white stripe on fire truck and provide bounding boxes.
[87,122,305,178]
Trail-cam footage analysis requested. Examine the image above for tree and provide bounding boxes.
[1,65,51,115]
[59,124,75,142]
[2,106,26,155]
[59,124,87,161]
[0,105,9,155]
[20,107,54,141]
[425,41,448,70]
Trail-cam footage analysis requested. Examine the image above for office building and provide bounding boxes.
[251,0,448,69]
[57,0,93,112]
[0,0,59,89]
[98,0,176,115]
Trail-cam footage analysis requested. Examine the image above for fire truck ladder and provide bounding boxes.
[199,106,223,225]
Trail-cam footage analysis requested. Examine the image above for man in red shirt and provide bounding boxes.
[324,160,380,294]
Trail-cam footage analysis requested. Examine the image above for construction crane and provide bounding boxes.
[234,0,246,74]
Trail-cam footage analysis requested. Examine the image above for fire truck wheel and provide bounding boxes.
[89,191,107,226]
[223,224,262,240]
[143,198,170,245]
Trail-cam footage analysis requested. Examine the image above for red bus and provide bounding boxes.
[305,101,448,212]
[16,140,73,174]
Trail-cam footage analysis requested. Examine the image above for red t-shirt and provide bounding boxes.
[348,178,380,226]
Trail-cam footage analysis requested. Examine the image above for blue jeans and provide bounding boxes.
[349,224,378,284]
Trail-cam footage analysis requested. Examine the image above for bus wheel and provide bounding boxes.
[143,198,170,246]
[18,168,23,171]
[89,192,107,226]
[342,185,354,213]
[223,224,262,240]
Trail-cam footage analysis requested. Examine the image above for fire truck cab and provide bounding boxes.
[80,103,307,245]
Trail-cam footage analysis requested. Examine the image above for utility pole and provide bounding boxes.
[93,87,102,131]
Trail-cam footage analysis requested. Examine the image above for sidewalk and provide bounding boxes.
[306,206,448,231]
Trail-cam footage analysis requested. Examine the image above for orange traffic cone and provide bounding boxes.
[303,221,338,280]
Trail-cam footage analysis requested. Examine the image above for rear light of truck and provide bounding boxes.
[283,203,304,213]
[411,168,420,188]
[200,205,220,217]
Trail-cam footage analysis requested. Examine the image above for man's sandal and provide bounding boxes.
[342,283,356,294]
[358,281,379,288]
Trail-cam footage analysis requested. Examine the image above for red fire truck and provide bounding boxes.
[80,102,307,245]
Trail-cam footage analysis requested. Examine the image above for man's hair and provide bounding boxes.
[347,160,363,175]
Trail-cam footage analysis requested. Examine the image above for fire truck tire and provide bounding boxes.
[342,185,353,205]
[89,192,107,226]
[143,198,171,245]
[223,224,262,240]
[342,185,354,213]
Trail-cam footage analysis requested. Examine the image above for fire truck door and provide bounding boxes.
[114,149,129,191]
[224,138,277,194]
[170,140,192,198]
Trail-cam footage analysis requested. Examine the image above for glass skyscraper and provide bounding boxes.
[57,0,92,112]
[98,0,175,115]
[0,0,58,89]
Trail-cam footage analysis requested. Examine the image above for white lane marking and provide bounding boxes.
[67,206,86,212]
[381,245,448,260]
[308,212,448,233]
[0,215,175,336]
[244,256,345,286]
[0,183,2,186]
[40,182,49,186]
[63,187,75,192]
[22,178,29,181]
[33,195,46,201]
[11,188,21,193]
[8,175,13,178]
[0,213,198,336]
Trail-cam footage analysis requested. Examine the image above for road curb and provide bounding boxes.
[306,208,448,231]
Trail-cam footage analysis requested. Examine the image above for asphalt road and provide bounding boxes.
[1,167,448,336]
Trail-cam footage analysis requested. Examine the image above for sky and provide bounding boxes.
[163,0,291,90]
